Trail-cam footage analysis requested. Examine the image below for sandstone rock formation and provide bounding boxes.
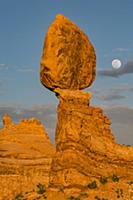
[49,89,133,188]
[40,14,133,199]
[0,115,55,199]
[40,14,96,91]
[2,113,13,128]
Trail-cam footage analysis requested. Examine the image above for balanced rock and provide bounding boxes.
[40,14,96,91]
[40,14,133,199]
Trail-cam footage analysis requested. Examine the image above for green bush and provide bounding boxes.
[87,180,97,189]
[112,174,119,182]
[79,192,88,197]
[37,183,46,194]
[99,177,108,185]
[14,193,23,200]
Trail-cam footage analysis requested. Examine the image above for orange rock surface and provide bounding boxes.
[2,113,13,128]
[0,13,133,200]
[0,115,55,199]
[40,14,96,91]
[49,89,133,190]
[40,14,133,199]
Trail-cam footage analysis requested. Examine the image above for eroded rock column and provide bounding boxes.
[40,14,133,189]
[49,89,133,188]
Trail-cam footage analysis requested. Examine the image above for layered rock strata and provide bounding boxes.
[40,13,133,191]
[49,89,133,187]
[0,115,55,198]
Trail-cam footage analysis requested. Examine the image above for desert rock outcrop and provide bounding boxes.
[2,113,13,128]
[49,89,133,188]
[0,115,55,199]
[40,14,96,91]
[40,14,133,198]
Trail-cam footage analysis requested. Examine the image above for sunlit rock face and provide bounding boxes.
[49,89,133,187]
[0,115,55,198]
[40,14,133,198]
[40,14,96,91]
[0,114,55,160]
[2,113,13,128]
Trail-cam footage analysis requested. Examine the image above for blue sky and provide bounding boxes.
[0,0,133,145]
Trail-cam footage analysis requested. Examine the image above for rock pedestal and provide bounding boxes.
[49,89,133,188]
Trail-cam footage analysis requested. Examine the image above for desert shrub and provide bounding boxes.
[87,180,97,189]
[37,183,46,194]
[95,196,101,200]
[75,198,80,200]
[14,192,23,200]
[99,177,108,185]
[79,191,88,197]
[67,196,80,200]
[112,174,119,182]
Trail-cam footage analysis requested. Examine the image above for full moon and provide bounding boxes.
[112,59,122,69]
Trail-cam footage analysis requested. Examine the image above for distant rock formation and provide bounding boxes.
[2,113,13,128]
[0,115,55,199]
[40,14,133,193]
[0,114,55,159]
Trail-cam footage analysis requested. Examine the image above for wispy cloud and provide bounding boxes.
[104,105,133,145]
[95,94,126,101]
[113,47,130,52]
[17,68,35,73]
[90,84,133,102]
[0,64,8,70]
[0,104,56,130]
[98,60,133,78]
[110,85,133,93]
[90,85,133,95]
